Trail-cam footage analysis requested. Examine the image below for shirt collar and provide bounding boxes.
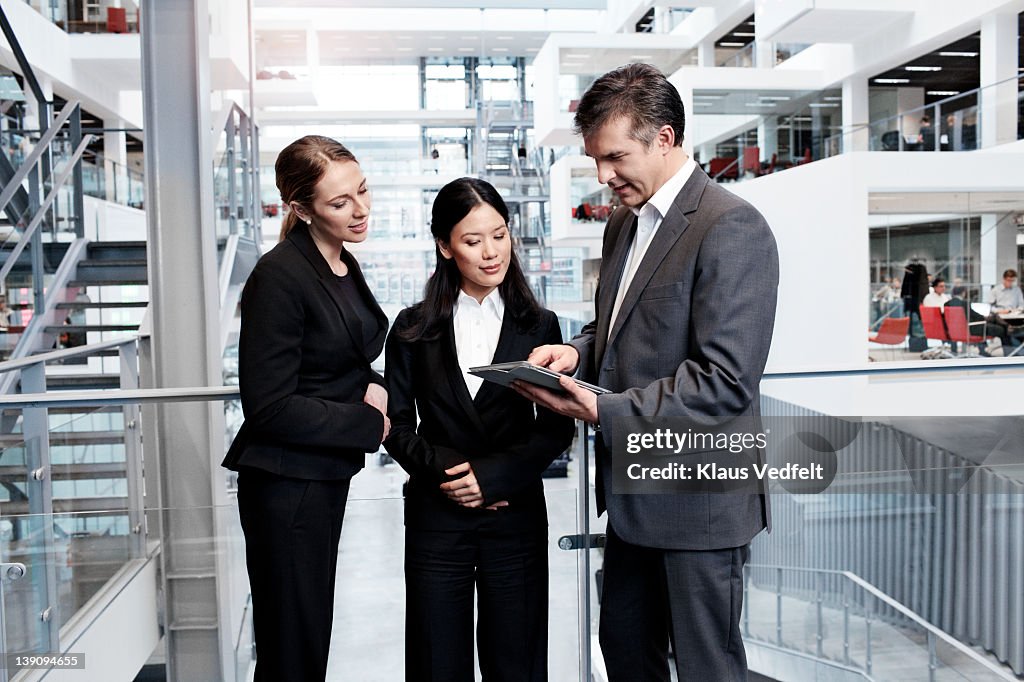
[631,155,698,220]
[456,288,504,318]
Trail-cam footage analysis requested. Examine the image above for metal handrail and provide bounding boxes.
[0,133,94,282]
[0,385,239,409]
[0,336,139,375]
[763,355,1024,379]
[0,99,82,216]
[746,563,1017,680]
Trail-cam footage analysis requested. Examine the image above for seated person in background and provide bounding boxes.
[922,277,950,308]
[947,286,1009,347]
[988,268,1024,312]
[986,269,1024,348]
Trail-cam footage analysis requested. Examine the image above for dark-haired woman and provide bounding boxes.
[384,177,574,682]
[223,135,389,681]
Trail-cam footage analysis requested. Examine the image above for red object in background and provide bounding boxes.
[107,7,127,33]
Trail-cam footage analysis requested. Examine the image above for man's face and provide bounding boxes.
[1005,276,1018,289]
[583,116,667,208]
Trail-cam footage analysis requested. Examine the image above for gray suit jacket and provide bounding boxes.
[569,166,779,550]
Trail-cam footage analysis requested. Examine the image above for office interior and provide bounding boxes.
[0,0,1023,680]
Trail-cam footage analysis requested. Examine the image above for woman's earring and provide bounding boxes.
[305,218,312,225]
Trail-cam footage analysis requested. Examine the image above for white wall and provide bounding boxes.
[725,150,1024,372]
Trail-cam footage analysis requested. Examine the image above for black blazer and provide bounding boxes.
[384,305,575,531]
[223,223,388,480]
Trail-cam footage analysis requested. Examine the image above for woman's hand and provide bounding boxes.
[440,462,507,510]
[363,384,390,439]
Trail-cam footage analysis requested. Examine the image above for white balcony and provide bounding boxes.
[755,0,916,44]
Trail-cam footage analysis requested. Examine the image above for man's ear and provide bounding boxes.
[657,124,676,152]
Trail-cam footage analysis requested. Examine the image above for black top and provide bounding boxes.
[332,273,378,348]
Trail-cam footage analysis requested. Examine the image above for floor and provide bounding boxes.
[325,449,605,682]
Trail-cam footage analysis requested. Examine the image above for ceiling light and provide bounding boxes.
[824,96,842,101]
[630,55,654,59]
[526,48,539,53]
[693,94,723,100]
[458,47,475,52]
[745,102,774,107]
[758,95,790,101]
[927,90,960,96]
[565,53,590,59]
[719,42,745,47]
[492,47,509,52]
[496,36,514,41]
[732,32,755,37]
[429,35,445,40]
[397,35,413,40]
[938,51,977,57]
[694,102,713,107]
[874,78,910,84]
[808,102,839,108]
[905,66,942,71]
[428,47,443,52]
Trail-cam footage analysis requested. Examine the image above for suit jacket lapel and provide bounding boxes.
[472,310,516,409]
[604,168,710,354]
[595,210,637,365]
[442,318,489,437]
[287,223,383,361]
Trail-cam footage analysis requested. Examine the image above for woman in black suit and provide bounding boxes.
[384,178,575,682]
[222,136,389,681]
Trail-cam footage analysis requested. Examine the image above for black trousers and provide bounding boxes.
[404,526,548,682]
[599,527,750,682]
[237,469,351,682]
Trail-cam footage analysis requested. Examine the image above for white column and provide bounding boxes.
[842,76,869,152]
[755,41,774,69]
[103,118,128,203]
[980,215,1016,298]
[757,116,777,161]
[979,12,1018,148]
[697,40,716,68]
[677,84,694,158]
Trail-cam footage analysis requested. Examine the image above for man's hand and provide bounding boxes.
[527,344,580,374]
[513,374,598,424]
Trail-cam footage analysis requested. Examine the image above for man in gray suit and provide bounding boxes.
[517,64,779,680]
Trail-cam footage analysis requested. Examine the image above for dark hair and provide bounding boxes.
[573,63,685,147]
[1003,269,1018,279]
[932,277,945,287]
[275,135,357,241]
[951,286,968,299]
[400,177,542,342]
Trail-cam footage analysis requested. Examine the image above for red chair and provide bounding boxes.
[795,147,812,165]
[919,306,949,343]
[943,305,985,346]
[709,157,738,181]
[868,317,909,345]
[868,316,909,359]
[742,146,761,175]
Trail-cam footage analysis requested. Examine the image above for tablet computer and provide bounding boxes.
[469,361,611,395]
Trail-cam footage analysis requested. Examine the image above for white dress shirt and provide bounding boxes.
[453,288,505,398]
[988,283,1024,310]
[922,291,950,309]
[609,156,698,334]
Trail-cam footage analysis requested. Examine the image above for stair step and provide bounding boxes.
[43,324,140,333]
[44,374,122,389]
[55,301,149,310]
[0,462,127,481]
[86,242,147,261]
[0,431,127,446]
[68,278,149,287]
[2,496,128,516]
